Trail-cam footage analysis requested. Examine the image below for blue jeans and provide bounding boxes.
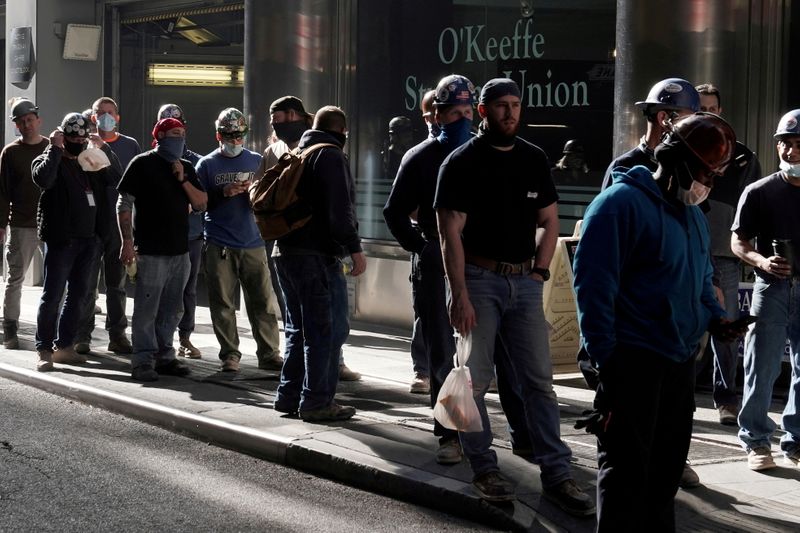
[739,276,800,453]
[711,257,742,407]
[274,254,349,412]
[459,264,572,487]
[130,254,190,370]
[178,237,204,338]
[35,238,97,351]
[76,232,128,343]
[409,252,428,376]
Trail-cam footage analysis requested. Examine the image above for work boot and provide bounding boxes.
[3,320,19,349]
[258,353,284,371]
[300,401,356,422]
[471,471,515,502]
[131,364,159,382]
[718,404,738,426]
[435,439,463,465]
[108,335,133,354]
[543,479,596,517]
[338,363,361,381]
[53,346,88,365]
[679,463,700,489]
[155,359,191,377]
[74,341,91,354]
[409,372,430,394]
[36,350,53,372]
[221,355,241,372]
[178,337,202,359]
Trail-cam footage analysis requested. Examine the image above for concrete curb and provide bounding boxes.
[0,362,535,531]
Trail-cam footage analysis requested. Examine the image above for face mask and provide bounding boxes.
[155,136,185,162]
[221,142,243,157]
[427,121,441,140]
[779,160,800,178]
[273,120,307,144]
[676,179,711,205]
[437,117,473,152]
[96,114,116,132]
[64,140,86,156]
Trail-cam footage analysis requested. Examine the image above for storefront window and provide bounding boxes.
[352,0,615,239]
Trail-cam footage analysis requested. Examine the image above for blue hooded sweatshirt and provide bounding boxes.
[573,165,725,367]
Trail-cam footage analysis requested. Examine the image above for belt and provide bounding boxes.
[465,253,534,276]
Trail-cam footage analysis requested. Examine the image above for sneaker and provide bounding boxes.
[785,448,800,466]
[155,359,191,377]
[300,401,356,422]
[74,342,91,354]
[543,479,596,517]
[36,350,53,372]
[338,363,361,381]
[718,405,738,426]
[679,463,700,489]
[221,356,240,372]
[258,354,284,371]
[409,372,430,394]
[487,378,498,393]
[52,346,88,365]
[747,446,777,471]
[131,364,159,382]
[108,336,133,354]
[178,338,202,359]
[435,439,463,465]
[472,471,515,502]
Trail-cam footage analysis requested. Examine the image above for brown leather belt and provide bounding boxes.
[465,253,535,276]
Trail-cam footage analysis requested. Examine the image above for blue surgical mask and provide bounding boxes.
[96,113,116,132]
[221,142,244,157]
[437,117,473,152]
[155,136,185,162]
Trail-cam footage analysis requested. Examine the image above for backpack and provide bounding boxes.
[249,143,338,241]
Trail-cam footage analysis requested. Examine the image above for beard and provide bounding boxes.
[486,114,520,139]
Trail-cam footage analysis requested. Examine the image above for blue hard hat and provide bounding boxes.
[635,78,700,113]
[774,109,800,139]
[433,74,477,107]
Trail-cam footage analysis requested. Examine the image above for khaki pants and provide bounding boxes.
[3,226,42,323]
[204,242,281,363]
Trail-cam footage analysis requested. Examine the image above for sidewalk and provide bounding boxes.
[2,285,800,531]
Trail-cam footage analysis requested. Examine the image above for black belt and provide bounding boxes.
[465,253,534,276]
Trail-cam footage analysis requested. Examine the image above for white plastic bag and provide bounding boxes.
[433,333,483,432]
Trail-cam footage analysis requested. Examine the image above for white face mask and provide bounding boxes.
[221,142,243,157]
[677,179,711,205]
[779,160,800,178]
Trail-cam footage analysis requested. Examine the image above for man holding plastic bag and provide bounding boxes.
[434,78,594,516]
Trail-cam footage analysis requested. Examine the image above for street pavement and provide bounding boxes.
[2,285,800,531]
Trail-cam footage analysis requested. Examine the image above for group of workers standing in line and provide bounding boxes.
[3,70,800,530]
[385,72,800,531]
[0,94,363,422]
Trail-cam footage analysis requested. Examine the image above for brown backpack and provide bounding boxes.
[249,143,337,241]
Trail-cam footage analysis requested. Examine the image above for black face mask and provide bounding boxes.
[273,120,307,144]
[64,140,86,156]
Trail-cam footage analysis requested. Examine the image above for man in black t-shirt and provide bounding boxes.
[117,118,207,382]
[434,78,594,516]
[733,109,800,471]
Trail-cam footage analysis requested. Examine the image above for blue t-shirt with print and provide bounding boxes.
[196,148,263,249]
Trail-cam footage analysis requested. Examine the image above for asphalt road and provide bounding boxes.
[0,377,490,533]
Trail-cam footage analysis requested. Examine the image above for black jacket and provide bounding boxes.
[276,129,362,257]
[32,144,122,244]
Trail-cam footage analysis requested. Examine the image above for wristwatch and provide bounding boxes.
[531,267,550,281]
